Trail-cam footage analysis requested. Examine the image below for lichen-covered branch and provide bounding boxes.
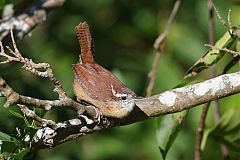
[3,30,68,100]
[0,0,65,41]
[1,31,239,149]
[18,104,56,128]
[32,115,109,149]
[0,31,87,114]
[0,76,83,113]
[32,71,240,149]
[136,72,240,116]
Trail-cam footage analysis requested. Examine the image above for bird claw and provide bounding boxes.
[93,107,102,123]
[91,106,110,127]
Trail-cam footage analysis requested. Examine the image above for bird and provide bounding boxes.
[72,22,137,118]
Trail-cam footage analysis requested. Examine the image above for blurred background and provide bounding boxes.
[0,0,240,159]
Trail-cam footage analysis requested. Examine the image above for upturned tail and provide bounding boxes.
[75,22,95,64]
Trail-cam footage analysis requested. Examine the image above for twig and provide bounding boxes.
[0,41,19,64]
[195,4,236,158]
[195,1,215,160]
[227,10,232,29]
[1,30,68,100]
[0,76,84,113]
[208,1,215,46]
[0,0,65,41]
[213,4,237,37]
[18,104,57,128]
[195,103,210,160]
[204,46,235,160]
[208,6,228,157]
[146,0,181,97]
[0,31,91,114]
[146,51,161,97]
[213,4,230,29]
[205,44,240,57]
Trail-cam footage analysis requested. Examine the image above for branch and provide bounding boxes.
[195,1,215,159]
[0,0,65,41]
[0,76,83,113]
[32,71,240,149]
[1,31,239,149]
[3,30,68,100]
[32,114,107,149]
[146,0,181,97]
[18,104,56,128]
[195,103,210,160]
[0,31,102,116]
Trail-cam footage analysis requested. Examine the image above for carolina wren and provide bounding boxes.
[72,22,137,118]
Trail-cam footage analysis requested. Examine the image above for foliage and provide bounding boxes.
[156,111,187,160]
[201,108,240,159]
[185,31,237,78]
[0,0,5,10]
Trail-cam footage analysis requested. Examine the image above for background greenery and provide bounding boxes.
[0,0,240,159]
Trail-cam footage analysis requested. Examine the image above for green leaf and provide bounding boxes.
[156,111,187,160]
[10,110,39,129]
[1,141,16,154]
[201,127,215,150]
[0,0,5,10]
[213,108,240,151]
[185,30,237,78]
[173,78,203,88]
[236,39,240,52]
[2,147,30,160]
[10,110,24,119]
[202,108,240,152]
[0,131,15,142]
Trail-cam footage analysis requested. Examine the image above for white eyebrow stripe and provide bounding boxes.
[111,85,128,98]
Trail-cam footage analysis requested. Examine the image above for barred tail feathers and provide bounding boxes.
[75,22,95,64]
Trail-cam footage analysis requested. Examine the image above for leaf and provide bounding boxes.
[236,39,240,52]
[10,110,24,119]
[0,0,5,10]
[213,109,240,151]
[10,110,39,129]
[185,30,236,78]
[156,111,187,160]
[2,147,30,160]
[1,141,16,154]
[201,108,240,152]
[173,78,203,88]
[201,127,215,150]
[0,131,15,142]
[1,130,31,159]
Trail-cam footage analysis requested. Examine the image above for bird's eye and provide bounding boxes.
[120,96,127,100]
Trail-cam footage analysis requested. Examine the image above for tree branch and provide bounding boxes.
[18,104,56,128]
[32,71,240,149]
[146,0,181,97]
[195,1,215,159]
[1,32,239,149]
[0,76,83,113]
[0,0,65,41]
